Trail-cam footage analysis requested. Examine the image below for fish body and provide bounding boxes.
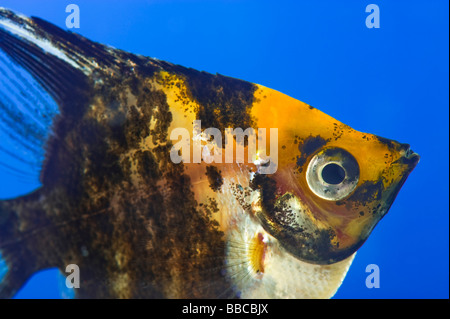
[0,8,419,298]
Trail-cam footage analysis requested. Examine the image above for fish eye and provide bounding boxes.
[306,147,360,201]
[321,163,346,185]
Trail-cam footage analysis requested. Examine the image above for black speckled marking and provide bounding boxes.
[205,166,223,192]
[376,135,396,150]
[250,173,278,212]
[158,62,257,133]
[296,135,329,172]
[349,180,384,204]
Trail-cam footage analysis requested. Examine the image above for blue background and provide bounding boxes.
[0,0,448,299]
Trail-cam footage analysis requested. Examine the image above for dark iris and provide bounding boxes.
[321,163,346,185]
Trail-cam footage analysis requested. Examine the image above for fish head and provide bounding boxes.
[250,85,420,264]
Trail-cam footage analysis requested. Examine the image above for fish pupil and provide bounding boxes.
[321,163,346,185]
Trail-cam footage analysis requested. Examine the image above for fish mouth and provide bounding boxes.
[380,144,419,212]
[397,144,420,168]
[381,146,420,211]
[355,145,420,245]
[381,148,420,214]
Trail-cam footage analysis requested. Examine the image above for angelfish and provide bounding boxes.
[0,8,419,299]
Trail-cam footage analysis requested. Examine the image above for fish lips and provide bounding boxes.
[395,146,420,168]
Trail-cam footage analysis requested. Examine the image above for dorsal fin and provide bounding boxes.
[0,8,93,198]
